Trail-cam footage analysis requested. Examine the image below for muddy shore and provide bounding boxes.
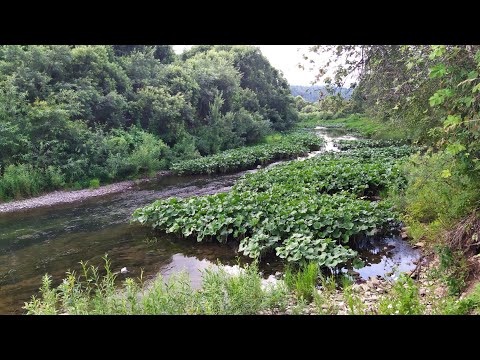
[0,171,173,214]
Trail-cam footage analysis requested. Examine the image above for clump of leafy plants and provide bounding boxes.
[133,189,396,266]
[234,154,407,197]
[284,262,320,302]
[23,256,290,315]
[134,141,412,268]
[170,131,324,175]
[89,178,100,189]
[334,139,407,150]
[378,274,425,315]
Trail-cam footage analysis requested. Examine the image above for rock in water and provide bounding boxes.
[121,267,128,274]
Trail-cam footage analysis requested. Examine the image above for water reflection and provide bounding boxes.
[0,127,420,314]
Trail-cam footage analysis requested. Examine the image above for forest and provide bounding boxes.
[0,45,296,200]
[2,45,480,316]
[290,85,352,102]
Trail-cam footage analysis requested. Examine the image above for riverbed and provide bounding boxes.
[0,127,420,314]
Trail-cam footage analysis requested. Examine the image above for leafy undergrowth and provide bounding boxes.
[234,153,406,197]
[170,132,324,175]
[298,113,409,140]
[334,139,407,150]
[134,138,415,268]
[26,257,479,315]
[335,146,420,161]
[133,192,393,267]
[24,257,290,315]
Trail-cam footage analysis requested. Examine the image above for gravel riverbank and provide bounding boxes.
[0,171,172,214]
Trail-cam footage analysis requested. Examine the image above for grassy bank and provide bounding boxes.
[24,257,480,315]
[297,113,410,140]
[315,115,480,301]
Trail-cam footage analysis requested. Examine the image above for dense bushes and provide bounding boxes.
[0,45,299,201]
[389,151,480,242]
[0,126,169,201]
[0,164,70,201]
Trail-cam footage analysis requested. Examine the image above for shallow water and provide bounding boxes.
[0,127,419,314]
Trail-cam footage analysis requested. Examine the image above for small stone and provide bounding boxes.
[434,287,444,297]
[120,267,128,274]
[419,288,426,296]
[401,232,408,239]
[414,242,424,248]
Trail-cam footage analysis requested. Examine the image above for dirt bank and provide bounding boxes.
[0,171,172,214]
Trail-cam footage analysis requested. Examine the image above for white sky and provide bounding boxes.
[173,45,323,86]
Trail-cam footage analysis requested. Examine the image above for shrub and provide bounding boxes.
[378,274,425,315]
[391,151,480,241]
[89,178,100,189]
[0,164,44,201]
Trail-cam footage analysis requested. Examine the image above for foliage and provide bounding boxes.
[432,245,469,296]
[23,257,289,315]
[0,164,65,201]
[235,151,409,198]
[308,45,480,165]
[284,262,319,302]
[442,283,480,315]
[333,139,406,150]
[133,140,410,267]
[133,138,415,268]
[170,132,323,175]
[390,151,480,241]
[89,178,100,189]
[290,85,352,102]
[276,234,356,267]
[0,45,299,202]
[378,274,425,315]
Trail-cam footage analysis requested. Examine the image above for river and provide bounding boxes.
[0,127,420,314]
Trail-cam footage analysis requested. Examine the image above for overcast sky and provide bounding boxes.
[172,45,321,86]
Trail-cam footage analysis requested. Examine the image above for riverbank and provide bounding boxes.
[0,171,172,214]
[24,253,480,315]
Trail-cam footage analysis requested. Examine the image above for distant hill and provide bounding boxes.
[290,85,352,102]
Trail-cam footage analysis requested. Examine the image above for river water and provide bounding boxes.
[0,127,420,314]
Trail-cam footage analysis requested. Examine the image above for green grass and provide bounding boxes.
[441,283,480,315]
[23,256,290,315]
[89,178,100,189]
[297,113,409,140]
[284,263,319,302]
[378,274,425,315]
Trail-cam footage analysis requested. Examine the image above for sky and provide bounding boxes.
[172,45,323,86]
